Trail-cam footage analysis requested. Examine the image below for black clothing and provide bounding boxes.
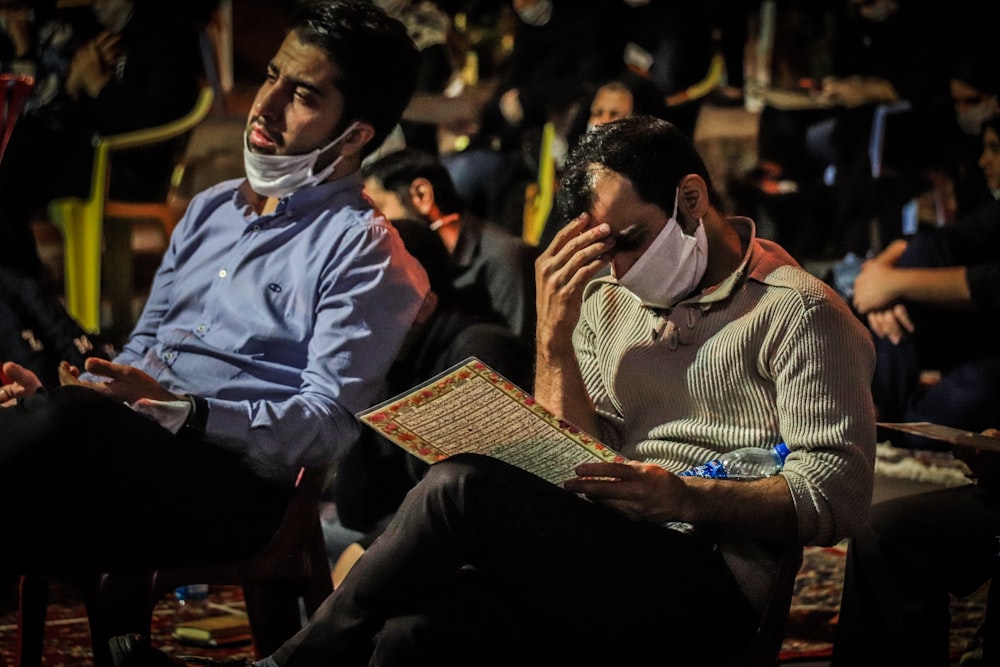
[0,385,290,575]
[832,483,1000,667]
[870,200,1000,449]
[278,455,759,667]
[0,3,204,282]
[0,265,108,385]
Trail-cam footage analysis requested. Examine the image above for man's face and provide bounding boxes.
[588,87,634,130]
[979,127,1000,193]
[585,166,669,277]
[246,31,345,158]
[363,177,419,220]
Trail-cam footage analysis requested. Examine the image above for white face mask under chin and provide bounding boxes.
[244,121,359,198]
[614,191,708,309]
[956,101,998,136]
[516,0,552,26]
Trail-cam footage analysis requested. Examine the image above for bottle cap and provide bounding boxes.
[775,442,791,461]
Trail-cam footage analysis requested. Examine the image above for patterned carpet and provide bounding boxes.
[0,444,988,666]
[0,584,258,667]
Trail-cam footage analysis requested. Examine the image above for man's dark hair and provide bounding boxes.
[983,113,1000,139]
[555,115,721,227]
[360,148,466,215]
[291,1,419,156]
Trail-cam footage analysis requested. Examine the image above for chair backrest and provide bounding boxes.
[0,72,34,164]
[522,120,556,247]
[16,467,333,667]
[664,52,726,108]
[47,85,215,334]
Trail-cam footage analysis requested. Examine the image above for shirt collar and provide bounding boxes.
[234,173,365,220]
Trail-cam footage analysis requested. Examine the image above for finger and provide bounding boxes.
[893,304,915,333]
[83,357,118,378]
[2,362,41,393]
[574,462,636,479]
[57,362,82,386]
[544,213,592,256]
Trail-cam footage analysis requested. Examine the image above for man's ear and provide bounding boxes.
[337,121,376,157]
[407,177,437,217]
[677,174,709,222]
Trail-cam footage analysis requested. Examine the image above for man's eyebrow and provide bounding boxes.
[267,62,333,96]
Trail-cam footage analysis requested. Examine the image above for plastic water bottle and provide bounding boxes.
[678,442,790,480]
[665,443,790,534]
[175,584,210,623]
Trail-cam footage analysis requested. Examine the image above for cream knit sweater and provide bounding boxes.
[574,218,876,612]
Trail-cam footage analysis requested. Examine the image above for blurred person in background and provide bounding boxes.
[0,0,210,286]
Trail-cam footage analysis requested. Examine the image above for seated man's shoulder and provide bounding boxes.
[479,220,539,258]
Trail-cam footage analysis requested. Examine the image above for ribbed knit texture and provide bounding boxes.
[574,218,876,612]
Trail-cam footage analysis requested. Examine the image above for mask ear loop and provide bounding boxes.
[309,121,361,178]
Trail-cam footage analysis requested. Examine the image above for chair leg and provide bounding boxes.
[303,536,334,616]
[80,572,159,667]
[16,574,49,667]
[981,576,999,667]
[243,581,309,658]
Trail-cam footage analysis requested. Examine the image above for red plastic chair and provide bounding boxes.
[0,72,34,164]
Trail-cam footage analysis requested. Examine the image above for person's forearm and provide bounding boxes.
[893,266,973,307]
[680,474,799,541]
[533,345,602,439]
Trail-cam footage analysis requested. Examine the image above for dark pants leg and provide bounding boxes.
[272,454,757,667]
[832,484,1000,667]
[0,385,290,573]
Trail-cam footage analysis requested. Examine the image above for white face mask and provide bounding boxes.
[614,189,708,309]
[93,0,133,32]
[956,99,999,136]
[373,0,410,16]
[244,121,359,198]
[516,0,552,26]
[858,0,897,22]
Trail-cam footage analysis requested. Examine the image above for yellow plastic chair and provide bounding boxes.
[664,52,726,108]
[522,121,556,247]
[48,86,215,333]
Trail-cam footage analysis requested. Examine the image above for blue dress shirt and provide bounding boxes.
[105,173,429,482]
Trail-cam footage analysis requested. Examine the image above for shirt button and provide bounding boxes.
[218,269,227,278]
[164,352,175,360]
[196,324,206,333]
[251,224,261,232]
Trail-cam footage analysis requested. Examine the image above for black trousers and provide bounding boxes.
[272,454,758,667]
[0,385,290,574]
[832,483,1000,667]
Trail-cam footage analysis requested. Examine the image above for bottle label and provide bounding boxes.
[678,460,728,479]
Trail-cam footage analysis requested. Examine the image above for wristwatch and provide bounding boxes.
[179,394,209,438]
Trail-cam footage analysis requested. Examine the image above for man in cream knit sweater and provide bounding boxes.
[114,116,876,667]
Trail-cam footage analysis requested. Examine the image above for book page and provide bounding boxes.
[358,358,627,485]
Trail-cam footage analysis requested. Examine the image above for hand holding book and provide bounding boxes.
[357,358,627,486]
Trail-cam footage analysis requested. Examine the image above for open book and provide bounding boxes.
[878,422,1000,453]
[357,357,627,485]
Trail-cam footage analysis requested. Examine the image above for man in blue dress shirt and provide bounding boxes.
[0,0,428,575]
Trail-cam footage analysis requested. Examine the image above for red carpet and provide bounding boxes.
[0,582,256,667]
[0,549,989,665]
